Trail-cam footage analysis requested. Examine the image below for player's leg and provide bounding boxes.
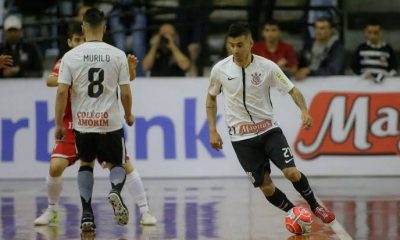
[124,159,157,225]
[98,129,129,226]
[34,140,77,225]
[259,174,295,211]
[78,160,96,232]
[282,167,335,223]
[266,128,335,223]
[231,136,294,212]
[34,158,68,225]
[75,130,97,232]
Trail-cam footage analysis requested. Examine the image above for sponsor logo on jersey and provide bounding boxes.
[76,111,109,127]
[251,72,262,85]
[294,92,400,160]
[238,119,272,135]
[274,71,288,85]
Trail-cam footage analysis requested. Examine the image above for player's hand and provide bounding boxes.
[301,111,313,129]
[0,55,13,69]
[127,54,139,68]
[210,130,223,150]
[125,114,135,126]
[54,126,66,141]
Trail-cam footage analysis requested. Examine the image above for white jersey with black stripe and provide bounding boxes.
[208,54,294,141]
[58,41,130,133]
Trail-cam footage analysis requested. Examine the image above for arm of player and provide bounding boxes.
[47,76,58,87]
[54,83,69,140]
[120,84,134,126]
[128,54,138,81]
[206,93,223,150]
[289,87,313,129]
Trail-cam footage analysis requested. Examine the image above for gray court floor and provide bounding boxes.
[0,177,399,240]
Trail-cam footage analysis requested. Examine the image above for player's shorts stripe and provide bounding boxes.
[121,137,126,164]
[51,153,76,159]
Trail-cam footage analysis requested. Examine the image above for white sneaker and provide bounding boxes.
[140,212,157,225]
[34,208,59,225]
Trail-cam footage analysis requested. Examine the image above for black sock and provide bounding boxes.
[78,166,94,215]
[109,165,126,193]
[292,172,319,211]
[265,187,294,212]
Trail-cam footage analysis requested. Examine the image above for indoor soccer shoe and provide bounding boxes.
[140,212,157,225]
[108,190,129,225]
[34,208,59,225]
[81,213,96,232]
[313,206,336,224]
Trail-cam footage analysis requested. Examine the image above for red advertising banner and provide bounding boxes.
[295,92,400,160]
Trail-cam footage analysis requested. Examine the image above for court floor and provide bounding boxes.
[0,176,399,240]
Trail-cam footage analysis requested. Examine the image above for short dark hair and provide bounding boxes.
[67,22,83,39]
[366,19,381,27]
[227,22,252,38]
[315,17,335,28]
[264,19,280,28]
[82,8,105,28]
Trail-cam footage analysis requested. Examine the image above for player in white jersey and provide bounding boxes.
[55,8,132,232]
[206,23,335,224]
[34,23,156,227]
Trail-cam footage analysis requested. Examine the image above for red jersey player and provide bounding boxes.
[34,22,156,226]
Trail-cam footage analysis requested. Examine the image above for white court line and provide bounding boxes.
[315,196,353,240]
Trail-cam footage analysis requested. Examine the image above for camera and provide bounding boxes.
[160,35,169,47]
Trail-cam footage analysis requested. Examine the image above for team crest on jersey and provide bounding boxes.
[251,72,262,85]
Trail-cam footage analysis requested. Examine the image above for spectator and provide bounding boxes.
[295,17,344,80]
[108,0,147,76]
[303,0,338,46]
[0,15,43,78]
[142,23,190,77]
[351,21,397,82]
[176,0,211,77]
[252,19,298,77]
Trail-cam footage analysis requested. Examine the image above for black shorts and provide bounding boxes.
[231,127,296,188]
[74,128,126,166]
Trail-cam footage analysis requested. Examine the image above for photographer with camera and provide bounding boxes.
[142,23,191,77]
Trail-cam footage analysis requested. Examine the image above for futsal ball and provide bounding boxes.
[285,207,313,235]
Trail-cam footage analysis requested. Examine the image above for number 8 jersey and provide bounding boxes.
[58,41,130,133]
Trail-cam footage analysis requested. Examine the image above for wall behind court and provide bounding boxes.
[0,77,398,178]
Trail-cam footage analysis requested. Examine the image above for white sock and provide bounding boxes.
[47,175,62,209]
[125,169,149,214]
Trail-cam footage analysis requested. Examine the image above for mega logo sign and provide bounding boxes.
[295,92,400,159]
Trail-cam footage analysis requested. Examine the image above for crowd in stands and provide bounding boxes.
[0,1,397,81]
